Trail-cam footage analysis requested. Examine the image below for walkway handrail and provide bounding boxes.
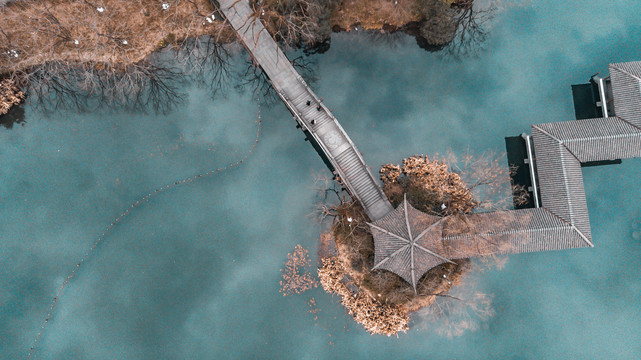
[277,87,379,209]
[521,133,540,208]
[216,0,393,220]
[292,75,389,203]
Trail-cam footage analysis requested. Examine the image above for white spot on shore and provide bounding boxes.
[74,39,79,45]
[97,7,104,12]
[162,3,170,10]
[122,40,128,45]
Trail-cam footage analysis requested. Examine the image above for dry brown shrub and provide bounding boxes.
[0,78,24,114]
[255,0,334,49]
[379,163,402,184]
[331,0,423,30]
[318,257,409,336]
[381,154,478,215]
[0,0,233,74]
[279,244,319,296]
[306,297,321,320]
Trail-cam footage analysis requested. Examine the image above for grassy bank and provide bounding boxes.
[0,0,465,74]
[0,0,231,74]
[0,0,473,114]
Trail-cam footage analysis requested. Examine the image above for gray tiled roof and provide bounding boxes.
[534,117,641,162]
[610,62,641,129]
[369,61,641,287]
[531,115,641,243]
[532,125,592,239]
[369,205,594,289]
[441,208,593,258]
[369,197,451,290]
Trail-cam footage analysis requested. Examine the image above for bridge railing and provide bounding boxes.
[279,76,389,215]
[217,0,392,220]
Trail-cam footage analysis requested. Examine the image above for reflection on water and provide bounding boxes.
[633,211,641,241]
[25,105,261,360]
[1,0,641,359]
[0,104,26,129]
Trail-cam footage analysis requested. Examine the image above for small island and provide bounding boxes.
[317,155,489,335]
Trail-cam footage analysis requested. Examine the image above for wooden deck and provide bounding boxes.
[217,0,393,221]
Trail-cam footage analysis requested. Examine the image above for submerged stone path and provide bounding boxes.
[28,110,262,360]
[216,0,393,221]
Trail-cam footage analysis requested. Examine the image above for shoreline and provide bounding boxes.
[0,0,462,115]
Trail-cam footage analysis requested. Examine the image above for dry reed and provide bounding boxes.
[318,257,409,336]
[280,244,319,296]
[0,0,232,74]
[0,78,24,114]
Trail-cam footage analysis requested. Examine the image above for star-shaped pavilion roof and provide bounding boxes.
[367,195,455,291]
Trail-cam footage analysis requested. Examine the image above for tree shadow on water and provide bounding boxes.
[0,102,25,128]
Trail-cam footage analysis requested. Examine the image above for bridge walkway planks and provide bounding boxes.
[217,0,394,221]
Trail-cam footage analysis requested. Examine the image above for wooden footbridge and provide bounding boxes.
[216,0,394,221]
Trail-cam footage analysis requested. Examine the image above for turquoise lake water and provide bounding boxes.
[2,0,641,358]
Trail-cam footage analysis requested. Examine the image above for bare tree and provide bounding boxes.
[415,0,504,57]
[174,35,233,98]
[0,0,236,113]
[236,58,279,103]
[416,289,495,337]
[25,59,186,113]
[443,0,494,57]
[438,150,529,211]
[290,54,319,87]
[236,48,320,106]
[310,171,355,224]
[279,244,318,296]
[417,0,459,49]
[252,0,334,49]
